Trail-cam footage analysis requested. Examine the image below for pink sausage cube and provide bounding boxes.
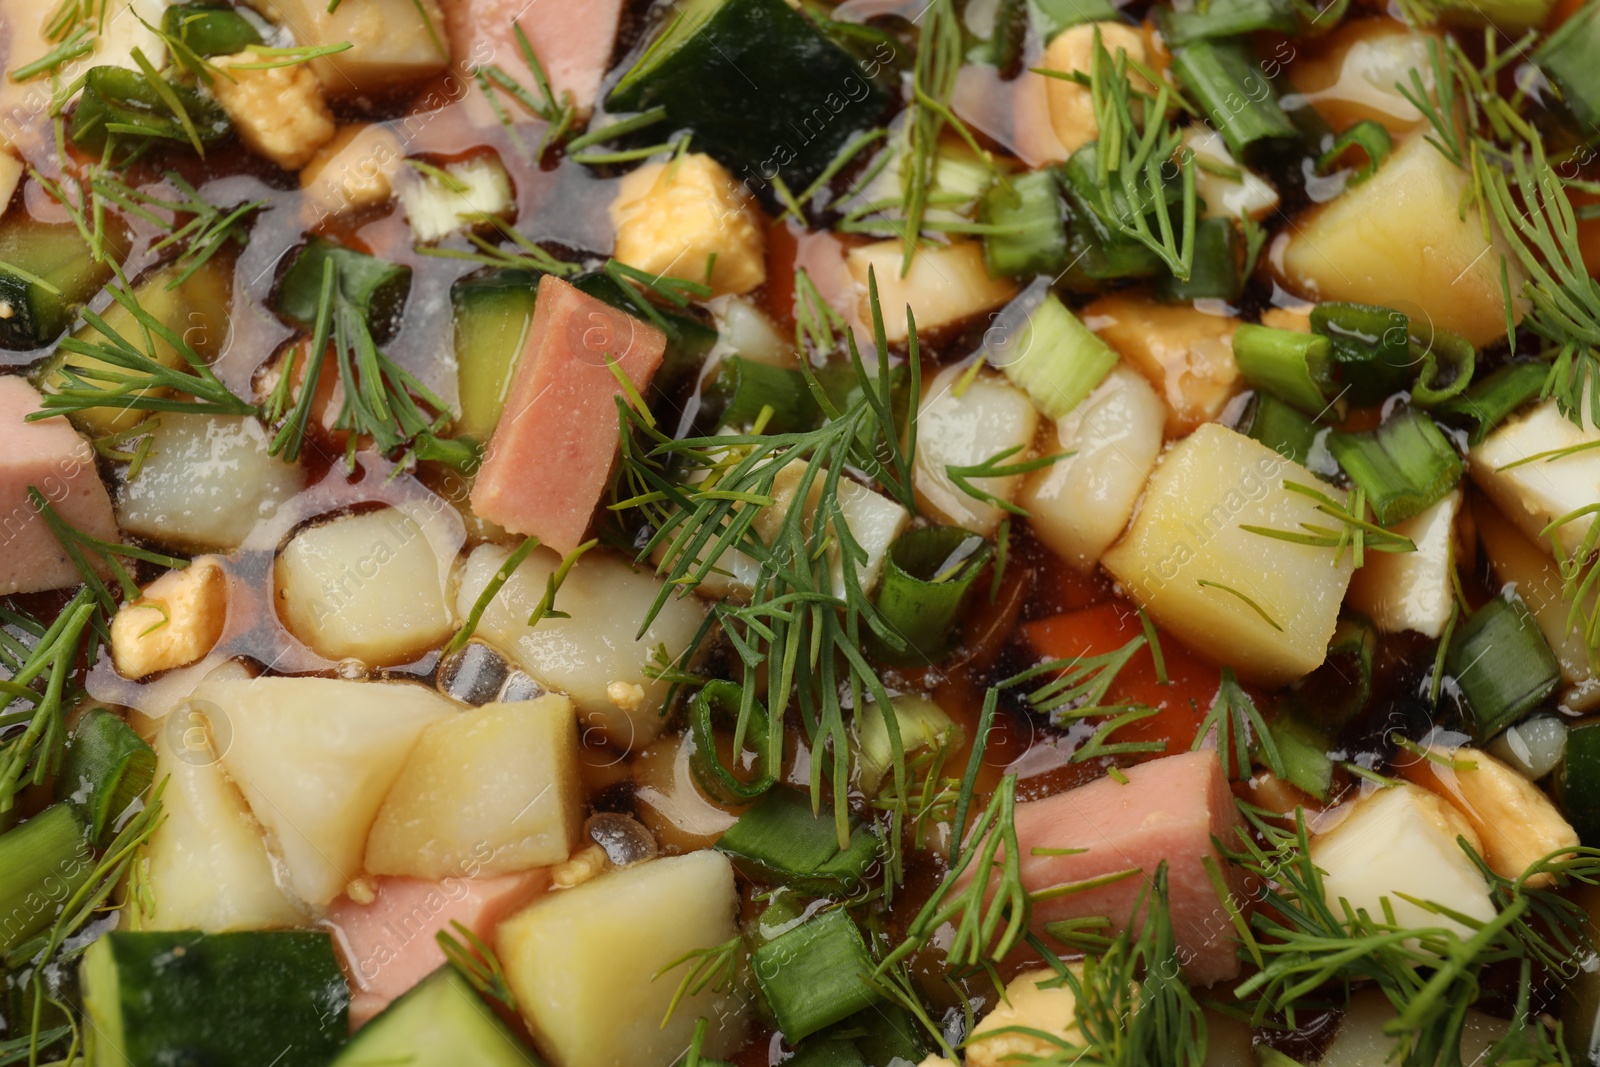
[0,376,119,594]
[443,0,625,116]
[470,276,665,555]
[325,869,549,1028]
[997,750,1248,986]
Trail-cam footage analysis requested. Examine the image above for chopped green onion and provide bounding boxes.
[979,169,1069,278]
[1409,328,1475,407]
[1534,0,1600,139]
[868,526,991,667]
[1232,323,1335,416]
[782,1037,869,1067]
[274,238,413,341]
[1156,216,1241,304]
[1327,406,1463,526]
[855,696,957,796]
[987,288,1118,418]
[1060,142,1184,277]
[1311,300,1411,405]
[1315,120,1392,185]
[1295,612,1376,731]
[1029,0,1119,39]
[689,680,778,804]
[704,356,819,434]
[53,708,155,849]
[0,804,91,956]
[1157,0,1298,46]
[1238,392,1318,468]
[1437,361,1547,445]
[1264,713,1332,801]
[1170,39,1299,157]
[715,786,880,894]
[750,909,882,1043]
[69,65,230,156]
[1446,593,1561,741]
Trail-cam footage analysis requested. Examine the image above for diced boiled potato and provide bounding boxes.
[365,696,584,880]
[1184,127,1279,221]
[496,852,748,1067]
[1345,488,1459,639]
[300,124,404,220]
[1082,294,1241,437]
[1399,743,1578,886]
[203,676,457,905]
[275,507,456,667]
[1309,784,1494,939]
[400,153,515,244]
[1038,22,1151,157]
[244,0,450,96]
[1020,364,1164,571]
[846,239,1018,344]
[966,966,1083,1067]
[209,53,336,171]
[632,732,741,853]
[1470,398,1600,559]
[455,545,707,748]
[611,153,767,297]
[1475,497,1600,709]
[110,557,228,680]
[1102,424,1355,684]
[1318,988,1511,1067]
[134,711,305,931]
[1275,130,1527,348]
[1286,22,1442,135]
[913,365,1039,537]
[115,413,305,552]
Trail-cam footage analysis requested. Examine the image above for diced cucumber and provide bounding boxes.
[0,217,122,350]
[81,930,348,1067]
[1535,0,1600,138]
[451,268,540,440]
[1557,722,1600,846]
[703,355,819,433]
[570,271,717,391]
[331,966,543,1066]
[161,3,265,57]
[988,290,1117,419]
[274,237,413,341]
[980,169,1069,278]
[54,707,155,848]
[70,66,231,156]
[608,0,891,189]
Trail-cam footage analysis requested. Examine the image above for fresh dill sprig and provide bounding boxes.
[1035,30,1198,280]
[31,282,257,424]
[28,487,189,621]
[416,216,581,277]
[945,445,1068,518]
[612,271,919,847]
[655,935,741,1026]
[90,170,264,286]
[475,23,577,163]
[1193,667,1284,779]
[263,255,450,466]
[989,865,1208,1067]
[437,920,519,1012]
[1241,482,1417,566]
[1009,634,1148,722]
[878,773,1030,972]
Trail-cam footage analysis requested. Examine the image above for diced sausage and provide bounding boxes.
[981,749,1248,986]
[470,276,665,555]
[442,0,624,116]
[0,376,119,594]
[325,869,549,1028]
